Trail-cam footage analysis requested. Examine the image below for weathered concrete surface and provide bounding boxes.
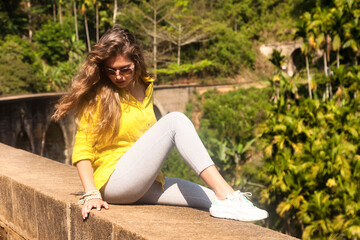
[0,143,298,240]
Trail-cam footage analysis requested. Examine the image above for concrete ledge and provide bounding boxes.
[0,143,297,240]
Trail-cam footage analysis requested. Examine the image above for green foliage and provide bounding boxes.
[187,88,271,188]
[155,60,215,81]
[209,0,297,42]
[0,35,38,65]
[37,34,85,92]
[0,35,45,94]
[269,49,285,71]
[39,57,84,92]
[0,1,28,38]
[0,56,44,95]
[161,148,206,186]
[0,33,84,94]
[258,66,360,239]
[202,23,255,76]
[33,19,75,65]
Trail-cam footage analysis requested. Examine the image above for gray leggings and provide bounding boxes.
[101,112,215,209]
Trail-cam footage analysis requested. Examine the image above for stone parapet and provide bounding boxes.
[0,143,298,240]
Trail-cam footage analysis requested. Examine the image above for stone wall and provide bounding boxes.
[0,143,298,240]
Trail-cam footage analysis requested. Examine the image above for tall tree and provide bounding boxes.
[312,7,333,99]
[59,0,63,24]
[294,12,314,98]
[127,0,168,79]
[27,0,33,41]
[93,0,100,42]
[312,7,332,76]
[113,0,118,25]
[162,0,208,65]
[73,0,79,41]
[329,7,345,68]
[342,0,360,66]
[81,3,91,51]
[53,1,57,22]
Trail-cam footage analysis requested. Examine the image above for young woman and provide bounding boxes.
[53,27,268,222]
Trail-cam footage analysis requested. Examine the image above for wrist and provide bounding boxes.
[78,189,102,205]
[84,187,97,193]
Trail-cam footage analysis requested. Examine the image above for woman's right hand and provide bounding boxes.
[82,198,109,219]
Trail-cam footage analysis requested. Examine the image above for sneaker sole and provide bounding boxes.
[209,207,268,222]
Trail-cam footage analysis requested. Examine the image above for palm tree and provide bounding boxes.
[81,3,91,51]
[88,0,101,42]
[113,0,118,25]
[312,7,332,77]
[58,0,63,24]
[329,8,345,68]
[73,0,79,41]
[342,0,360,66]
[294,12,314,98]
[27,0,33,42]
[343,21,360,66]
[312,7,333,99]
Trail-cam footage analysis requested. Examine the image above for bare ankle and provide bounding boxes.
[215,190,235,200]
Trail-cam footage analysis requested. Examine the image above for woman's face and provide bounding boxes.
[103,55,135,90]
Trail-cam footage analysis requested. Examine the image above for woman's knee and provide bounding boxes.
[163,112,193,128]
[163,112,187,121]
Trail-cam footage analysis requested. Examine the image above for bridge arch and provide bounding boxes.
[15,130,33,152]
[290,48,305,73]
[153,97,166,120]
[43,121,66,163]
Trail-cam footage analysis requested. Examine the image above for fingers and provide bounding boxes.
[103,201,109,210]
[82,200,109,220]
[82,202,92,220]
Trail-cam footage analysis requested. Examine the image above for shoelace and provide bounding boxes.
[227,191,255,207]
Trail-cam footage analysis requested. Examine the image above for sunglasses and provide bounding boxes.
[103,64,134,77]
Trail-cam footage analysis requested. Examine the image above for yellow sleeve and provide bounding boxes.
[72,111,98,166]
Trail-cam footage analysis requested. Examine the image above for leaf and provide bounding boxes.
[217,142,227,162]
[276,201,292,217]
[303,224,317,240]
[345,126,358,138]
[241,138,256,153]
[273,124,287,132]
[347,225,360,238]
[326,178,337,188]
[332,34,341,50]
[264,144,273,157]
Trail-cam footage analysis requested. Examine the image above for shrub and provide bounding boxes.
[33,19,74,65]
[258,67,360,239]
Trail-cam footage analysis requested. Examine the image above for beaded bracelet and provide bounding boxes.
[78,190,102,205]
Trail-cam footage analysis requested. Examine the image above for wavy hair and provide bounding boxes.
[53,27,148,140]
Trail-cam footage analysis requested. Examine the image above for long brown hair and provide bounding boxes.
[53,27,148,140]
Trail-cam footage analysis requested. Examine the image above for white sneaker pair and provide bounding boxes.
[209,190,269,222]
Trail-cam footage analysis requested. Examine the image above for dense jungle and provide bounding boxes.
[1,0,360,239]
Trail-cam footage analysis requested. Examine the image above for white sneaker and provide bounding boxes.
[209,191,269,221]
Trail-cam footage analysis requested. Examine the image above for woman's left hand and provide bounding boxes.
[82,198,109,219]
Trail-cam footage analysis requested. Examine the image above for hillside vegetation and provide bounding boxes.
[1,0,315,94]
